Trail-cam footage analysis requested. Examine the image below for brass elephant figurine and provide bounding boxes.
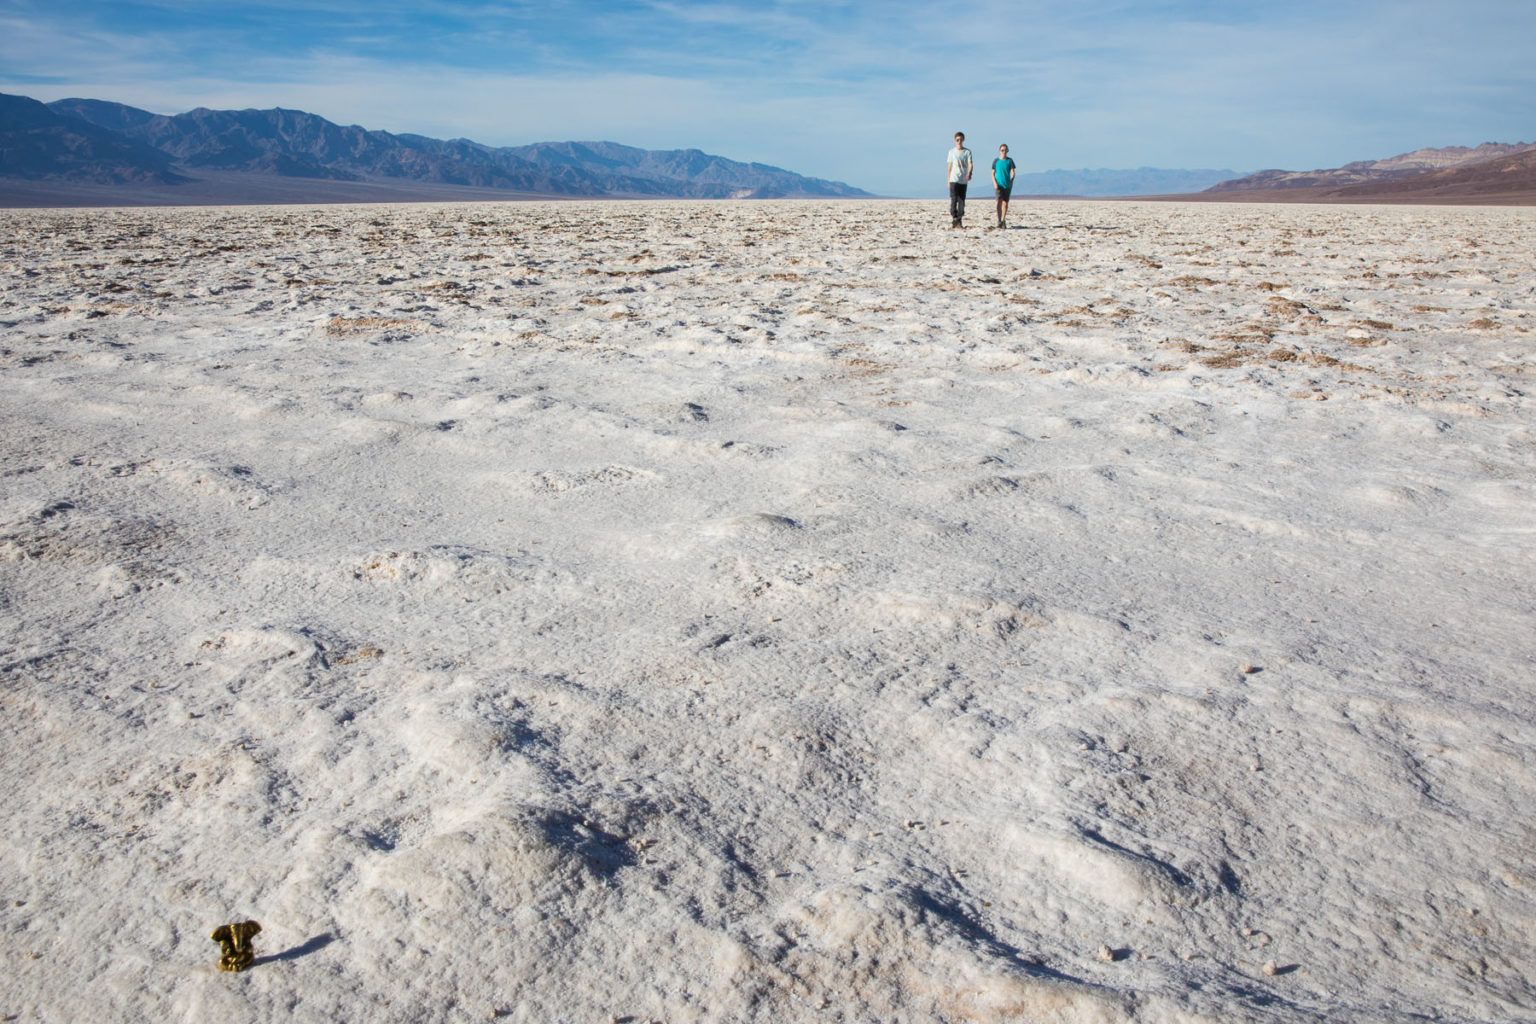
[210,920,262,972]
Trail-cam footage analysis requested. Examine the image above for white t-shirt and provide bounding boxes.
[947,147,973,183]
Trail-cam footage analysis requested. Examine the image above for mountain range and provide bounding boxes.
[1010,167,1243,197]
[0,92,872,203]
[3,91,1532,206]
[1199,141,1536,203]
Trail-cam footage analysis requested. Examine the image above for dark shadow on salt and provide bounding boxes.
[253,933,335,967]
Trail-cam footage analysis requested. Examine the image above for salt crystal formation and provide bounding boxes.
[2,200,1534,1022]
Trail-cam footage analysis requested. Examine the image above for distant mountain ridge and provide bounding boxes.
[1208,142,1536,193]
[1302,146,1536,202]
[1010,166,1242,197]
[0,92,872,200]
[0,94,186,185]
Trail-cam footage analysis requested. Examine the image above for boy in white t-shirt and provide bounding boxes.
[946,132,973,228]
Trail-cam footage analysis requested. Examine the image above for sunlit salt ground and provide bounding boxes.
[1,199,1534,1023]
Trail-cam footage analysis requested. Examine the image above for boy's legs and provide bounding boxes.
[949,182,968,226]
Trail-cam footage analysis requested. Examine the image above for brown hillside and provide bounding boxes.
[1331,147,1536,200]
[1153,147,1536,205]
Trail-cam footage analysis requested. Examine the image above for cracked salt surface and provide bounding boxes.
[2,199,1534,1022]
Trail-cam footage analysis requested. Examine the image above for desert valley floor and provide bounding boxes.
[1,199,1534,1023]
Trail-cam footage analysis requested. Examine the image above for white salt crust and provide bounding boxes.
[1,199,1533,1023]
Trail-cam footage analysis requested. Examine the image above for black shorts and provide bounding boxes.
[995,185,1012,200]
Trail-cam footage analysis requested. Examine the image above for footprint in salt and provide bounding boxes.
[700,513,802,540]
[530,465,658,494]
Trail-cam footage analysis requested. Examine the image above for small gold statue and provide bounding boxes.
[210,920,262,972]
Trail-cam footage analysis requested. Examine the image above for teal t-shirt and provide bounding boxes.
[993,157,1016,189]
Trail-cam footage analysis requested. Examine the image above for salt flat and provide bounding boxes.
[1,199,1533,1023]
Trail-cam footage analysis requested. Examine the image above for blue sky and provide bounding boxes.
[2,0,1533,195]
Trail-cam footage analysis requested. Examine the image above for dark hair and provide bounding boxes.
[954,132,965,139]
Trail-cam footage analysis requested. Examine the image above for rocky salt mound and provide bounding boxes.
[1,200,1534,1023]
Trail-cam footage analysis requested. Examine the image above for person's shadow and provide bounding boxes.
[252,933,335,967]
